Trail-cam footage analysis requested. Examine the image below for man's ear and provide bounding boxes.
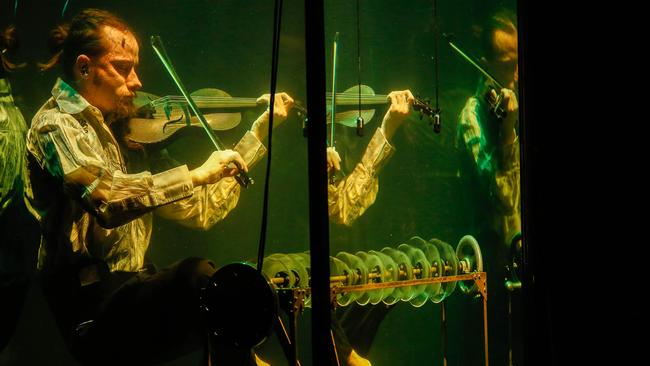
[75,55,91,78]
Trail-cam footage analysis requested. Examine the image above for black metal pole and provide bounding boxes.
[304,0,333,365]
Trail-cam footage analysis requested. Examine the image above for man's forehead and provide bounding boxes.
[101,25,139,55]
[493,29,517,60]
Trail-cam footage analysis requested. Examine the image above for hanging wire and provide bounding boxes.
[257,0,284,273]
[356,0,361,119]
[432,0,442,133]
[433,0,439,111]
[355,0,364,136]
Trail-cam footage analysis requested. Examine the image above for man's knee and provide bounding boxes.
[172,257,217,290]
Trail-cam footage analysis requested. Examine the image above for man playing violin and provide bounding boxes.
[25,8,291,365]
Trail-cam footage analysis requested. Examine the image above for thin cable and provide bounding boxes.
[330,329,342,366]
[257,0,284,272]
[433,0,440,111]
[356,0,362,118]
[431,0,442,134]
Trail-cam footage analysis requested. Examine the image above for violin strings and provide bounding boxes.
[147,95,392,111]
[152,94,384,102]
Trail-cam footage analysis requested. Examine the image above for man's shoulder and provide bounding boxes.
[460,96,480,114]
[30,99,81,132]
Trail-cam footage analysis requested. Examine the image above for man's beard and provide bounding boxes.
[105,97,136,125]
[106,99,144,151]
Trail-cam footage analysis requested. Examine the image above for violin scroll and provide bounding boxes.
[412,95,441,134]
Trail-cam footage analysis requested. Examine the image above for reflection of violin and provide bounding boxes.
[481,81,507,120]
[324,85,436,185]
[325,84,436,127]
[126,88,261,145]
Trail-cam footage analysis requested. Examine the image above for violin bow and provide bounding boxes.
[443,33,505,90]
[327,32,342,184]
[150,35,253,188]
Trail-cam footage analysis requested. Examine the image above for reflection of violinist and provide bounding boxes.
[457,8,520,248]
[1,22,39,353]
[327,90,415,226]
[456,9,521,366]
[26,9,280,365]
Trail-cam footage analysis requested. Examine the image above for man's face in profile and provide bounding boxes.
[491,27,518,90]
[83,25,142,122]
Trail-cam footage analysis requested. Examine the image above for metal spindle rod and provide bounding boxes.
[269,260,474,286]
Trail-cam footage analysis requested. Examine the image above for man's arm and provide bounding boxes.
[154,93,294,229]
[327,90,413,226]
[28,112,245,228]
[328,127,395,226]
[154,130,266,229]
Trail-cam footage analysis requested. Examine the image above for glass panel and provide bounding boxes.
[2,1,311,365]
[324,1,522,365]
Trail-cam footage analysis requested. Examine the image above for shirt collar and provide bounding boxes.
[51,78,93,115]
[0,78,11,95]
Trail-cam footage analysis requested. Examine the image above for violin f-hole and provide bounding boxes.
[162,115,185,133]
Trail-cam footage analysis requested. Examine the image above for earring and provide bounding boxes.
[81,65,89,78]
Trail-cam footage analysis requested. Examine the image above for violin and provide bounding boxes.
[481,81,507,120]
[126,88,308,145]
[126,88,263,145]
